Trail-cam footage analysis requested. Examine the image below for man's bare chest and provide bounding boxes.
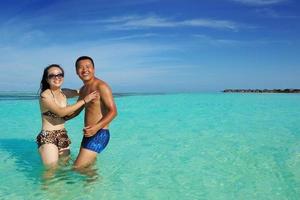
[81,86,101,107]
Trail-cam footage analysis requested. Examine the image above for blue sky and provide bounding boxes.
[0,0,299,92]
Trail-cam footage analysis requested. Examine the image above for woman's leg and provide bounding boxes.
[59,148,70,157]
[58,148,71,166]
[39,143,59,167]
[39,144,59,180]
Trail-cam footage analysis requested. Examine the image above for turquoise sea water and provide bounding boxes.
[0,92,299,200]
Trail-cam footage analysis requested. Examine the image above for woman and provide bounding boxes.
[36,64,98,167]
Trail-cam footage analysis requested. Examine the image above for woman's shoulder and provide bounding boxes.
[40,89,51,99]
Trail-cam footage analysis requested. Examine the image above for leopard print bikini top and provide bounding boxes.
[42,90,66,119]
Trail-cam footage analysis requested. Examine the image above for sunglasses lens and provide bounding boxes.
[48,74,55,79]
[57,73,64,78]
[48,73,64,79]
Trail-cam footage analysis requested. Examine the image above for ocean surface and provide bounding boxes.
[0,92,299,200]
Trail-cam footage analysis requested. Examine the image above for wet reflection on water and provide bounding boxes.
[37,158,103,200]
[0,139,102,199]
[40,159,101,191]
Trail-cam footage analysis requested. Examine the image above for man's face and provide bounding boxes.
[76,59,95,81]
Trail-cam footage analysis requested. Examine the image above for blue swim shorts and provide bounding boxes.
[81,129,110,153]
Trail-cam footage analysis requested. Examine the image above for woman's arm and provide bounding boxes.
[41,90,98,117]
[63,97,85,121]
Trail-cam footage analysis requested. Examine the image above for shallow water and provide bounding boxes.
[0,93,299,199]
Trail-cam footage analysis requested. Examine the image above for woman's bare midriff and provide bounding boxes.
[42,117,65,131]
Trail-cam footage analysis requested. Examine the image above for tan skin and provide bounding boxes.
[73,59,117,169]
[39,67,99,168]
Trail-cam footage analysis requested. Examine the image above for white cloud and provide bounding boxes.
[180,19,237,30]
[0,40,180,91]
[232,0,288,6]
[192,34,292,47]
[105,33,159,41]
[254,8,298,18]
[99,15,239,31]
[193,34,246,46]
[75,16,140,24]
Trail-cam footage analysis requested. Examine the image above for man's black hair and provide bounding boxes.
[75,56,95,69]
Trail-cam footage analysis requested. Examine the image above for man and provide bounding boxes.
[73,56,117,169]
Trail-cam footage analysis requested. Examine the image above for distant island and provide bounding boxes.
[223,89,300,93]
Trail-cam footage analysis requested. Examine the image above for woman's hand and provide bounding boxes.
[83,91,99,104]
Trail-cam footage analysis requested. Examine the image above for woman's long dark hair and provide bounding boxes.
[39,64,64,95]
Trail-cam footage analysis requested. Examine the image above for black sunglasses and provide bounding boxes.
[48,73,64,79]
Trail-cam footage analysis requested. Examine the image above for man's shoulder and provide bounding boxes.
[93,78,113,94]
[94,78,109,88]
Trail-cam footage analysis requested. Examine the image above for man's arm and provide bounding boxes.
[62,88,79,98]
[84,83,117,136]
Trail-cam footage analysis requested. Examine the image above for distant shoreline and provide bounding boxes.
[223,89,300,93]
[0,92,167,100]
[1,90,300,100]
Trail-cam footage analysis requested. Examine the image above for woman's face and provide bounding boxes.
[47,67,64,89]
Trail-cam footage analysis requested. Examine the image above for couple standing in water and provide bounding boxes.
[36,56,117,170]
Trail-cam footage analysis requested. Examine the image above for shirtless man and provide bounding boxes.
[73,56,117,169]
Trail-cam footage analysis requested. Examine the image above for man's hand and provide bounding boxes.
[83,125,99,137]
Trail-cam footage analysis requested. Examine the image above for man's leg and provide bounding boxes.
[73,147,97,169]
